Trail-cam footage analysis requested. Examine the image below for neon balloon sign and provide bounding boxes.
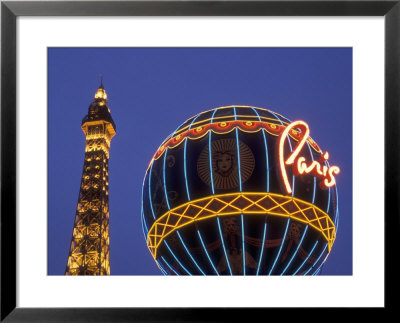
[278,120,340,194]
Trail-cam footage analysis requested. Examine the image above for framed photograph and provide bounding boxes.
[1,0,398,321]
[48,46,353,277]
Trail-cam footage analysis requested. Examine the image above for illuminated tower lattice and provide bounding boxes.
[65,82,116,275]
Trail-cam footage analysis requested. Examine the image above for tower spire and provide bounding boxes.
[94,75,107,102]
[65,82,116,275]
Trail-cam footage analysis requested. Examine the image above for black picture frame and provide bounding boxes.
[1,0,398,321]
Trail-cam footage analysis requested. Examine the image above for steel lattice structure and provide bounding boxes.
[65,83,116,275]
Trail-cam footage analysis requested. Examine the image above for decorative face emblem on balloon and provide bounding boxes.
[197,138,255,190]
[215,151,235,177]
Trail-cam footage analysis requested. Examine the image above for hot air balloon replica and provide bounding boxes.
[141,106,340,275]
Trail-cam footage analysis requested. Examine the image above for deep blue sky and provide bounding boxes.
[48,48,352,275]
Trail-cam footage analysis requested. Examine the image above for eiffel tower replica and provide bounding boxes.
[65,79,116,275]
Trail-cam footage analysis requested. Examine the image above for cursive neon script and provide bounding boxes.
[278,120,340,195]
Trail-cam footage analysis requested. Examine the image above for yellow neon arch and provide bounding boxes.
[147,192,336,259]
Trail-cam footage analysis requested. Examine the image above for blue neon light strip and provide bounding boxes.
[280,225,309,275]
[161,256,179,276]
[269,110,295,196]
[256,222,268,275]
[233,108,243,192]
[207,109,232,275]
[141,179,149,240]
[292,240,318,276]
[155,259,168,275]
[148,119,191,275]
[167,119,188,141]
[317,158,337,247]
[304,243,328,275]
[183,139,190,199]
[306,142,316,204]
[234,107,246,275]
[241,214,246,275]
[312,249,329,275]
[235,128,243,192]
[217,217,233,275]
[162,120,188,212]
[197,230,219,275]
[326,187,331,213]
[141,208,148,241]
[148,162,157,220]
[162,147,171,210]
[313,268,321,276]
[325,160,331,214]
[268,110,283,125]
[164,118,186,142]
[251,108,270,192]
[336,212,339,232]
[176,231,205,275]
[335,185,339,231]
[164,241,192,275]
[208,109,218,194]
[184,114,202,201]
[269,219,291,275]
[164,120,198,276]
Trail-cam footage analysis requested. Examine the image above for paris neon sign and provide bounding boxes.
[278,120,340,195]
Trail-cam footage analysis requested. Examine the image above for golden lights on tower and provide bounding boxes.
[65,80,116,275]
[94,87,108,101]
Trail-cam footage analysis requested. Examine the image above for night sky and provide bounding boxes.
[48,47,352,275]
